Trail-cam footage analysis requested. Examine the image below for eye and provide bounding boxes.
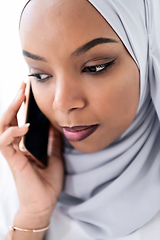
[28,73,51,82]
[82,59,116,74]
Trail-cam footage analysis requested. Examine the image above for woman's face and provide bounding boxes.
[20,0,140,153]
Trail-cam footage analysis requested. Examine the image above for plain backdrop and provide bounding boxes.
[0,1,28,181]
[0,0,28,117]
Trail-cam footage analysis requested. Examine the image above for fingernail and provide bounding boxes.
[17,89,23,97]
[19,81,24,90]
[23,77,28,84]
[20,81,24,86]
[20,123,30,128]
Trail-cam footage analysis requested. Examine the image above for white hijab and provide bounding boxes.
[21,1,160,239]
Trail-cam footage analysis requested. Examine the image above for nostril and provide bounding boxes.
[52,96,86,112]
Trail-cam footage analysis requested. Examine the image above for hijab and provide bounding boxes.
[21,1,160,239]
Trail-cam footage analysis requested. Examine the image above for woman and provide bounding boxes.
[0,0,160,239]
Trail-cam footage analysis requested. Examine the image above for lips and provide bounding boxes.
[62,124,99,141]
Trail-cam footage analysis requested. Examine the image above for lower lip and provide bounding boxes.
[62,125,99,142]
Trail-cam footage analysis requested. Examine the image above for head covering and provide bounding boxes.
[20,0,160,239]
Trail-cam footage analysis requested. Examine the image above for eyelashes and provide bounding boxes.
[28,59,116,82]
[28,73,51,82]
[82,59,116,74]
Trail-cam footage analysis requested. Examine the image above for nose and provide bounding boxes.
[52,76,86,112]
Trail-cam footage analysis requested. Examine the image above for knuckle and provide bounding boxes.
[0,116,5,130]
[0,113,8,133]
[0,137,3,149]
[8,127,17,136]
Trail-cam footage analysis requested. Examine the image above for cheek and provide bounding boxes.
[31,81,54,117]
[93,64,140,125]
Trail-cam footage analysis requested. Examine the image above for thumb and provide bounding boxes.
[47,124,62,160]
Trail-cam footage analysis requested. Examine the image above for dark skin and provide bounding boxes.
[20,0,140,153]
[0,0,140,239]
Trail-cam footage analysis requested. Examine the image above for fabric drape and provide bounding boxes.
[20,1,160,239]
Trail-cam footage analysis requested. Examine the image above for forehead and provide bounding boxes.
[20,0,120,55]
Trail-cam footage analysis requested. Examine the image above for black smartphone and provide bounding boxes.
[20,81,49,168]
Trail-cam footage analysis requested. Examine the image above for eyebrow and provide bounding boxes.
[22,37,118,61]
[71,37,118,57]
[22,50,47,62]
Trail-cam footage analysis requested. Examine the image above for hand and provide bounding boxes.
[0,82,64,227]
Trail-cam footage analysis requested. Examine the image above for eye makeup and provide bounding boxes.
[28,57,117,83]
[28,73,52,82]
[82,58,116,75]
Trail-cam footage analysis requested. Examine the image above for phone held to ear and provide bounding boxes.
[20,81,49,168]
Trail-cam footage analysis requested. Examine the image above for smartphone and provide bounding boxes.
[20,81,49,168]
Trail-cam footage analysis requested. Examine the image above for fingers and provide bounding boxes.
[0,124,29,147]
[0,124,29,159]
[0,82,26,134]
[48,124,62,159]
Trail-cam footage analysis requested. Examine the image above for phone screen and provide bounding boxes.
[23,83,49,167]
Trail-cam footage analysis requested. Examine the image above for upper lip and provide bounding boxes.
[61,124,98,132]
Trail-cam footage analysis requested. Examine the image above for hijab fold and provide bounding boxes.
[21,1,160,239]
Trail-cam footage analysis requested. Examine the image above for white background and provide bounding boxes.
[0,0,28,117]
[0,1,28,172]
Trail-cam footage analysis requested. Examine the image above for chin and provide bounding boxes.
[69,141,106,153]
